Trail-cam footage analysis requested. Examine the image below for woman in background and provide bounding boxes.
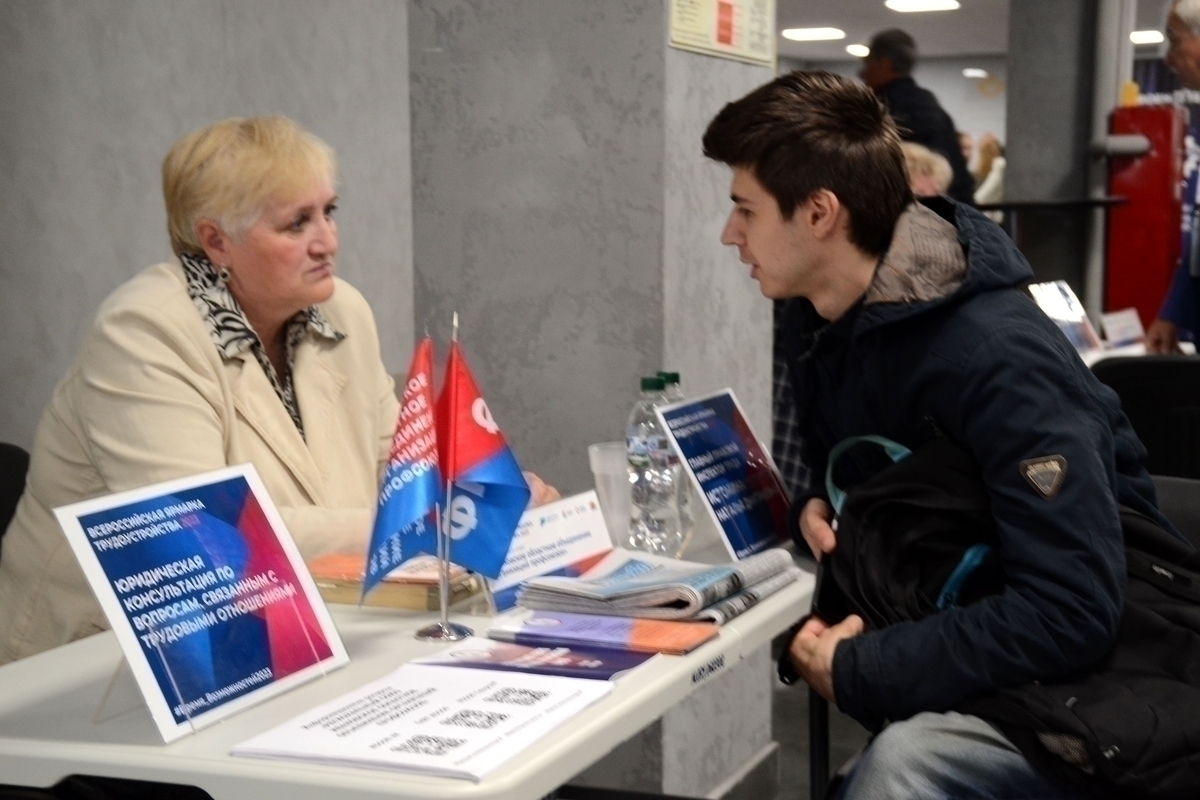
[900,141,953,197]
[0,117,553,663]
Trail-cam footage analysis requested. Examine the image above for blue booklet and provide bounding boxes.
[411,637,653,680]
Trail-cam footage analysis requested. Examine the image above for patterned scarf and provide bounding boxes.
[178,252,345,439]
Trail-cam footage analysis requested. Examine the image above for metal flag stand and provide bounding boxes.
[415,312,473,642]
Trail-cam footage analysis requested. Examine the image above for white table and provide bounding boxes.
[0,571,814,800]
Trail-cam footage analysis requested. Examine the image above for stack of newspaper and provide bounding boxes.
[516,548,800,625]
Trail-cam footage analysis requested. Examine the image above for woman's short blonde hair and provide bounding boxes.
[162,116,336,256]
[900,141,953,195]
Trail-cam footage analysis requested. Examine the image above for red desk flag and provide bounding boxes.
[436,340,531,578]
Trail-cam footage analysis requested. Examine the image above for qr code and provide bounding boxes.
[441,708,509,729]
[393,734,465,756]
[484,688,549,707]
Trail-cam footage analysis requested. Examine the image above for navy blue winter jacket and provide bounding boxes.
[782,196,1175,727]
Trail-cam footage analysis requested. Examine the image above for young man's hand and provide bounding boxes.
[788,614,864,702]
[799,497,837,560]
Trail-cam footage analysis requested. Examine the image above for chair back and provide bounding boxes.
[1091,356,1200,479]
[0,443,30,546]
[1152,474,1200,550]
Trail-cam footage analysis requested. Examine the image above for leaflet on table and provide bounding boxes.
[488,490,613,611]
[410,636,654,679]
[1029,281,1103,355]
[53,464,347,743]
[232,663,611,781]
[487,610,719,655]
[655,389,790,560]
[516,547,795,620]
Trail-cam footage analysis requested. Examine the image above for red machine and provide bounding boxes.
[1105,105,1186,327]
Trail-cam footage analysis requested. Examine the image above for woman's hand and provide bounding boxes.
[800,497,837,561]
[523,471,561,507]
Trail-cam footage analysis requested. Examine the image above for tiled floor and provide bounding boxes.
[770,637,873,800]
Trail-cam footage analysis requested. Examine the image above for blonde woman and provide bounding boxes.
[0,117,552,663]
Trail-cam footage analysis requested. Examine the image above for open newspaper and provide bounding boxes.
[516,548,798,624]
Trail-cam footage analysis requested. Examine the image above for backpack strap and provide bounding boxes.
[825,435,913,515]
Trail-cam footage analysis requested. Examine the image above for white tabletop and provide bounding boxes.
[0,570,814,800]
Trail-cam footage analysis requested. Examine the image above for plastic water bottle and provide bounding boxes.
[626,376,683,556]
[657,371,694,550]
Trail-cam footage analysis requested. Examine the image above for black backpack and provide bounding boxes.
[815,436,1200,799]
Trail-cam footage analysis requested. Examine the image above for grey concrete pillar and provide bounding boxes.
[408,0,774,495]
[1005,0,1098,294]
[408,3,779,797]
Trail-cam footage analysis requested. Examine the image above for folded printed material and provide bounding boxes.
[487,611,719,655]
[411,636,654,680]
[232,663,611,781]
[516,547,799,624]
[306,553,477,609]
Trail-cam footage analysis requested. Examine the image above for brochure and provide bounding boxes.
[53,464,347,743]
[1029,280,1103,355]
[410,637,654,680]
[489,490,613,611]
[516,547,796,622]
[656,389,790,559]
[232,663,611,781]
[487,610,719,655]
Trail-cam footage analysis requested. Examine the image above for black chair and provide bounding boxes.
[1152,474,1200,549]
[0,443,30,545]
[1091,355,1200,479]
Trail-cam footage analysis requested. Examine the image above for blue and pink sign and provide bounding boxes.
[56,465,347,742]
[657,390,790,560]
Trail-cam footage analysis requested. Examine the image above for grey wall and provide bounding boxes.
[663,47,774,442]
[410,0,773,493]
[0,0,414,448]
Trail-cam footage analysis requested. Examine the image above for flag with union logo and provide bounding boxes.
[363,336,441,598]
[436,340,531,578]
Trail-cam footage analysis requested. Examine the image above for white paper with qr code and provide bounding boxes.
[230,663,611,780]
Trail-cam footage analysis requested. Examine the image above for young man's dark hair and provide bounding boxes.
[866,28,917,75]
[702,70,912,257]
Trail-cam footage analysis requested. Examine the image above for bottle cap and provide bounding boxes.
[657,371,681,385]
[640,376,666,391]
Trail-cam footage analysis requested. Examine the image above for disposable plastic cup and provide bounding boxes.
[588,441,631,543]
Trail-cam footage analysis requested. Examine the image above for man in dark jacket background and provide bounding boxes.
[703,70,1171,798]
[860,28,975,205]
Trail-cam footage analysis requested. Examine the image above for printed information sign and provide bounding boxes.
[668,0,775,66]
[54,464,347,742]
[657,389,789,559]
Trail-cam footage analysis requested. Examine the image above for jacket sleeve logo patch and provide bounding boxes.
[1021,455,1067,500]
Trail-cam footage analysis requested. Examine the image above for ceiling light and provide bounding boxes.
[885,0,961,11]
[962,68,989,79]
[1130,30,1165,45]
[781,27,846,42]
[846,44,870,57]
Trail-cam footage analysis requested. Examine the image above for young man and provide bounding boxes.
[703,71,1172,798]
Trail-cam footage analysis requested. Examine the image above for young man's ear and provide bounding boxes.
[801,189,844,241]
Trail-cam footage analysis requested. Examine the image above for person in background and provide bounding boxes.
[972,133,1007,222]
[957,130,974,177]
[1148,0,1200,353]
[858,29,975,205]
[901,142,953,197]
[704,69,1169,798]
[0,116,556,664]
